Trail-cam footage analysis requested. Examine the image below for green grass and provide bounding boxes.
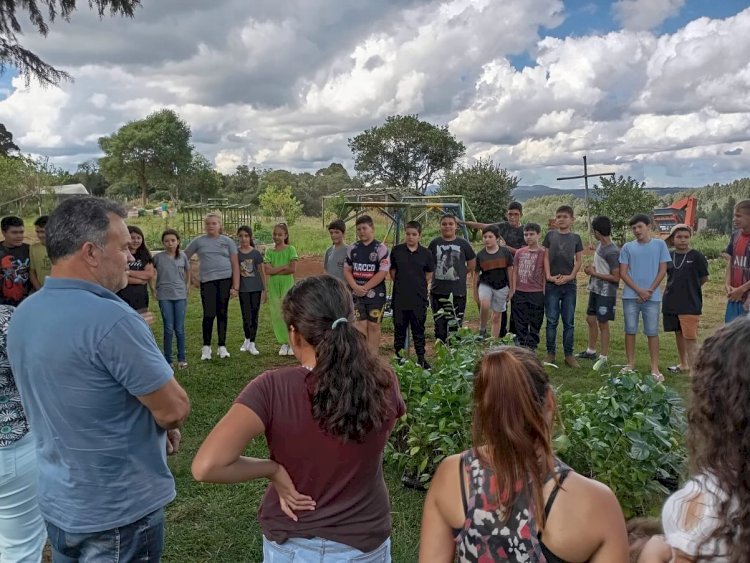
[153,256,728,561]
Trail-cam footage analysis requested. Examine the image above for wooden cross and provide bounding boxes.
[556,155,617,244]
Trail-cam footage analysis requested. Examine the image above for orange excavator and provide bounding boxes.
[652,196,698,235]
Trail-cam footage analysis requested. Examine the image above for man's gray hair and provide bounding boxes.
[46,197,127,263]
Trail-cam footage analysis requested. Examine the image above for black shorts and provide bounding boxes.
[353,297,386,324]
[586,292,616,322]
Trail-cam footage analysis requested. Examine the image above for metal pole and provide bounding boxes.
[583,155,592,246]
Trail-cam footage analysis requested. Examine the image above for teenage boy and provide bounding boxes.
[474,224,515,338]
[512,223,546,350]
[344,215,390,353]
[29,215,51,289]
[324,219,348,281]
[390,221,435,368]
[619,213,671,379]
[464,201,524,336]
[428,213,476,343]
[0,216,31,306]
[725,199,750,322]
[662,224,708,374]
[543,205,583,368]
[577,216,620,362]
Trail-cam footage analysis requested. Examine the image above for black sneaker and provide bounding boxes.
[575,350,598,360]
[417,357,431,370]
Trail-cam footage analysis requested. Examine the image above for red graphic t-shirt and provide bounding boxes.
[727,231,750,297]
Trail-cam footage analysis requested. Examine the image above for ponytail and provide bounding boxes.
[283,275,393,442]
[472,346,556,526]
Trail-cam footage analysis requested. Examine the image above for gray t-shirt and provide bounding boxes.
[543,230,583,286]
[238,248,264,293]
[184,235,237,282]
[588,241,620,297]
[324,244,349,281]
[152,251,189,300]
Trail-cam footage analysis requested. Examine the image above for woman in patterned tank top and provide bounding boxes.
[419,346,629,562]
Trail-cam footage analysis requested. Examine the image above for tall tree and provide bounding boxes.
[590,176,659,244]
[98,109,192,205]
[0,123,19,156]
[224,164,260,201]
[439,158,518,223]
[74,160,109,196]
[0,0,141,85]
[348,114,465,194]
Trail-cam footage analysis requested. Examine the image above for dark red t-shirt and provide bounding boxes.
[235,365,405,552]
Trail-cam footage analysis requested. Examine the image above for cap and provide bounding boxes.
[665,223,692,245]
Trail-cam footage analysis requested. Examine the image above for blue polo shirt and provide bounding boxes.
[7,277,176,533]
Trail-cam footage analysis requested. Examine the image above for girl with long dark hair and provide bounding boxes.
[117,225,154,312]
[192,275,405,562]
[264,223,298,356]
[420,346,628,562]
[236,225,265,355]
[661,318,750,562]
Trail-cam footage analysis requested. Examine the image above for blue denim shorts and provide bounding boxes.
[262,536,391,563]
[622,298,660,337]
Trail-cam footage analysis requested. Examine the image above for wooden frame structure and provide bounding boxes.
[181,199,253,242]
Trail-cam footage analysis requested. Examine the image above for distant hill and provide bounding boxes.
[513,184,690,202]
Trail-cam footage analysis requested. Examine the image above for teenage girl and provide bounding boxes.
[237,226,265,355]
[263,223,298,356]
[117,225,154,312]
[152,229,190,369]
[184,213,240,361]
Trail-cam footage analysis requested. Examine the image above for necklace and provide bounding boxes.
[672,251,689,270]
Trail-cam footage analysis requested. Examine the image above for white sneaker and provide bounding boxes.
[286,344,295,356]
[247,342,259,355]
[200,346,212,361]
[218,346,230,359]
[278,344,288,356]
[240,339,250,352]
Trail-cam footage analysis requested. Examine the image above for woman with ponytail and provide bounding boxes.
[192,274,405,562]
[420,346,628,563]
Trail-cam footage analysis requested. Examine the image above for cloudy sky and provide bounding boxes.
[1,0,749,188]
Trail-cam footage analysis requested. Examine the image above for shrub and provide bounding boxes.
[555,366,687,517]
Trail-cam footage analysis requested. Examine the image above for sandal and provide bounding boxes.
[651,372,665,382]
[178,362,188,370]
[619,366,636,374]
[667,365,683,374]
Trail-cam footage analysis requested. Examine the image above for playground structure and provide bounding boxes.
[322,187,477,244]
[181,199,253,242]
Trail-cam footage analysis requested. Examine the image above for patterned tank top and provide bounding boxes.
[453,448,571,563]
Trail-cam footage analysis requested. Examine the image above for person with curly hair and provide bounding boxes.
[192,275,405,562]
[661,318,750,562]
[419,346,629,562]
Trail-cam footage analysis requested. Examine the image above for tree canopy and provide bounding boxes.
[98,109,193,205]
[590,175,659,243]
[0,0,141,85]
[0,123,19,156]
[348,114,465,194]
[439,158,518,223]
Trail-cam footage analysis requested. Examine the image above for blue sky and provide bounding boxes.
[0,0,749,189]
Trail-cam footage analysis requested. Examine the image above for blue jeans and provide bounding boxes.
[0,433,47,562]
[623,299,660,336]
[47,508,164,563]
[262,536,391,563]
[159,299,187,364]
[725,301,747,323]
[545,283,577,356]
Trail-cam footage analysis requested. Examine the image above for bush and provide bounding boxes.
[555,366,687,517]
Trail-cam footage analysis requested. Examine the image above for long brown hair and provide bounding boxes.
[282,275,394,442]
[472,346,556,525]
[689,318,750,562]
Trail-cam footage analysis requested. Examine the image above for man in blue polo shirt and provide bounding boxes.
[8,197,191,562]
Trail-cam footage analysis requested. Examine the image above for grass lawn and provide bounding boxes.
[154,251,728,561]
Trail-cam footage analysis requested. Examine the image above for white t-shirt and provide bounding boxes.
[662,473,735,561]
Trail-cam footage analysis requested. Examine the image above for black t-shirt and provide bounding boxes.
[428,237,477,297]
[117,257,151,311]
[662,249,709,315]
[345,240,389,302]
[389,243,435,308]
[497,222,525,250]
[0,243,31,306]
[476,247,514,289]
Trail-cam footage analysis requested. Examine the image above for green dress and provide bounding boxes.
[264,245,299,344]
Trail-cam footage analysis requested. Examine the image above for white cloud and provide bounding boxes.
[613,0,686,31]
